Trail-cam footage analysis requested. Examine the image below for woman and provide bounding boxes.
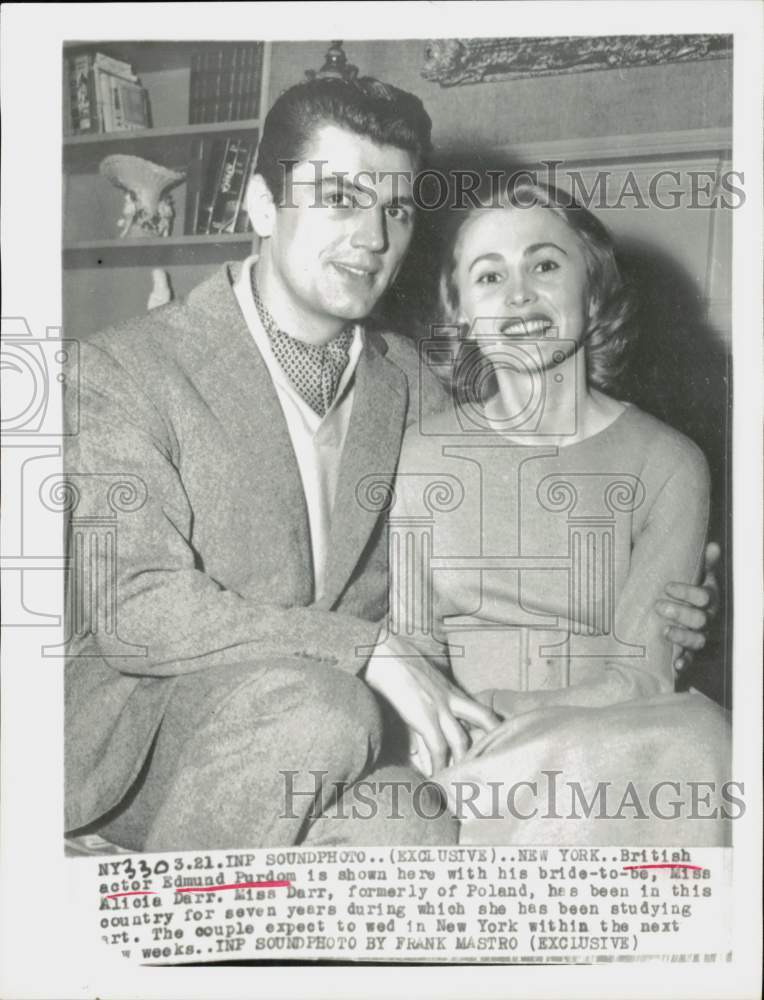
[382,181,731,845]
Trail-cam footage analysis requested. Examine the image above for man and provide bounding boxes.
[64,73,715,851]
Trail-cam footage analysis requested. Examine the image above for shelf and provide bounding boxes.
[63,40,271,283]
[64,119,262,171]
[63,233,253,268]
[64,118,261,148]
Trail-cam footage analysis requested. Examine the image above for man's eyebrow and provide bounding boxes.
[386,194,416,208]
[318,176,415,202]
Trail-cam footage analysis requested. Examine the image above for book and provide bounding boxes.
[232,143,256,233]
[211,45,233,123]
[208,139,251,234]
[109,73,151,131]
[245,44,264,119]
[188,49,202,125]
[184,136,207,235]
[93,52,137,81]
[63,57,73,135]
[91,66,150,133]
[71,52,97,133]
[197,137,230,234]
[94,65,114,132]
[66,51,148,134]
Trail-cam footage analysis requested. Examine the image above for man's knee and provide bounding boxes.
[306,764,459,846]
[313,664,381,728]
[296,665,384,766]
[205,659,384,768]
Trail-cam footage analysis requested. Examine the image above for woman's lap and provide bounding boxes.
[437,692,731,846]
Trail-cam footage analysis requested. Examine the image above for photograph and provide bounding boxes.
[1,3,761,997]
[62,32,734,855]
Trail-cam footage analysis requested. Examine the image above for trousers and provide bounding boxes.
[95,657,458,850]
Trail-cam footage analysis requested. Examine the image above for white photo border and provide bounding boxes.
[1,3,761,998]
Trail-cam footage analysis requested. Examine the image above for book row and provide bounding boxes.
[188,43,265,124]
[185,134,259,236]
[65,51,151,135]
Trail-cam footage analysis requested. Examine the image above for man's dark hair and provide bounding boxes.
[255,76,433,204]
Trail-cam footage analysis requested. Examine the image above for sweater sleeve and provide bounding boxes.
[597,436,711,698]
[496,433,711,712]
[64,339,382,677]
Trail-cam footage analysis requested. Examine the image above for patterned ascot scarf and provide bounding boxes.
[251,274,355,418]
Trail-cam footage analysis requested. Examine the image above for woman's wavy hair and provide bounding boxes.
[438,180,638,397]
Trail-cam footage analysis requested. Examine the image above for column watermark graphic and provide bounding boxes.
[39,473,148,658]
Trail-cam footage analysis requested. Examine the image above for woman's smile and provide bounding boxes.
[499,314,555,337]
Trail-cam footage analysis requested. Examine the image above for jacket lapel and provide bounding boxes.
[186,263,312,574]
[320,330,409,608]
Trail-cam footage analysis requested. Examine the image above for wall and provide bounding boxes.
[64,38,734,339]
[268,39,732,150]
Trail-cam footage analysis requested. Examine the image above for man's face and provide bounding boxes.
[250,124,417,342]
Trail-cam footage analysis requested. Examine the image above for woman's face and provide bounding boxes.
[453,204,591,347]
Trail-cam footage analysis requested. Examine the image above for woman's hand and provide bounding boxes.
[656,541,721,672]
[364,637,500,776]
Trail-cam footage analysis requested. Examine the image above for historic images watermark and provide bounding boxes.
[280,770,746,824]
[275,160,746,211]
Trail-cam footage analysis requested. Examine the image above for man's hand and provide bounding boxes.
[147,268,172,310]
[364,638,500,776]
[656,542,721,673]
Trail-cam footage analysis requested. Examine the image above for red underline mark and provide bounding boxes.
[174,880,291,894]
[105,891,157,899]
[622,864,704,871]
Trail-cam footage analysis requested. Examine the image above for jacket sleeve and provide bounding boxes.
[416,354,452,423]
[64,339,381,678]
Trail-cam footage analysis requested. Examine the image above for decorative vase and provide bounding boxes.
[99,154,186,239]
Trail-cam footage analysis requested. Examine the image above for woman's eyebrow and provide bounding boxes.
[468,252,504,273]
[524,242,568,256]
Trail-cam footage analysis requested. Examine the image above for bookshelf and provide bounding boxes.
[62,41,271,267]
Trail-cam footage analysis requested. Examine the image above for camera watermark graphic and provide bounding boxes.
[418,322,580,436]
[2,444,68,628]
[1,317,78,436]
[1,315,144,656]
[1,317,81,635]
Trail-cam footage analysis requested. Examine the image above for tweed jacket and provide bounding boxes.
[64,262,449,831]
